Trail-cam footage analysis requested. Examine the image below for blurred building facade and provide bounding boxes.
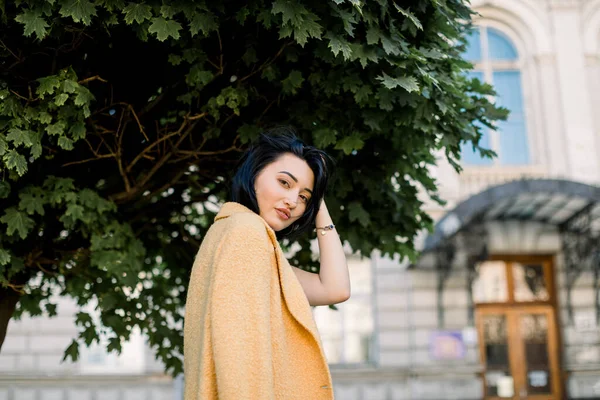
[3,0,600,399]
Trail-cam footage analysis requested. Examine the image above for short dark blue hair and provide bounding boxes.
[230,126,334,240]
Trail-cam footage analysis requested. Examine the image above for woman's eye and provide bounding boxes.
[279,179,289,187]
[300,195,309,202]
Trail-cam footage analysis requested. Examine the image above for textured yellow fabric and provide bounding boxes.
[184,202,334,400]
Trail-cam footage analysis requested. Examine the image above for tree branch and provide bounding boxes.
[126,118,189,174]
[0,39,20,61]
[116,109,132,192]
[62,153,115,167]
[239,42,290,83]
[78,75,108,85]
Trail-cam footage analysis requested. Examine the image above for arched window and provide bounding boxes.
[462,26,530,166]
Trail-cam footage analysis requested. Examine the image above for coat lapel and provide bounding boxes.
[262,222,321,341]
[215,202,322,342]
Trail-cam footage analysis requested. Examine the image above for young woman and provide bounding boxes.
[183,129,350,400]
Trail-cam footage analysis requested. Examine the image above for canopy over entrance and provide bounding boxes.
[417,179,600,328]
[424,179,600,253]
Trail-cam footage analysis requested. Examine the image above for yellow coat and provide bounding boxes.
[184,202,334,400]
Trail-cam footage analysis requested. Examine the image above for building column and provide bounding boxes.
[534,54,569,178]
[549,0,600,183]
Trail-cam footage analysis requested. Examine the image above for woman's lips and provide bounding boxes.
[275,208,290,220]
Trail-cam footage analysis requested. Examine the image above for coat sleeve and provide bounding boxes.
[209,219,275,400]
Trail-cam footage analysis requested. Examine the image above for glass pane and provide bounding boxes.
[513,263,549,301]
[483,315,513,397]
[520,314,552,394]
[461,125,492,166]
[493,71,530,165]
[473,261,508,303]
[493,71,524,112]
[498,119,530,165]
[488,27,518,60]
[463,27,482,62]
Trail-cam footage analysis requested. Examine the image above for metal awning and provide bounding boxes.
[423,179,600,253]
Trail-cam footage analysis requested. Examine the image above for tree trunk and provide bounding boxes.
[0,286,21,351]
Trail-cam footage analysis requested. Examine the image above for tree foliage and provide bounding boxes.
[0,0,505,375]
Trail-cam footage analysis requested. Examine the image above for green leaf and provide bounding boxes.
[149,17,182,41]
[0,249,10,266]
[380,35,401,56]
[0,207,35,239]
[348,202,371,227]
[45,303,58,317]
[39,112,52,124]
[186,67,213,88]
[58,136,74,150]
[4,150,27,176]
[394,5,423,30]
[261,65,279,82]
[36,76,61,98]
[74,86,94,106]
[6,128,33,147]
[236,7,250,24]
[19,188,46,216]
[281,70,304,95]
[312,128,337,148]
[354,85,373,104]
[122,3,152,24]
[15,10,49,39]
[65,203,84,221]
[106,337,122,353]
[377,72,420,93]
[366,26,381,45]
[335,134,365,155]
[242,47,258,66]
[46,121,66,136]
[61,79,78,94]
[70,121,86,139]
[326,33,352,60]
[189,12,218,37]
[272,0,307,26]
[237,124,260,144]
[30,142,43,159]
[168,54,182,65]
[0,181,10,199]
[54,93,69,106]
[0,136,6,156]
[59,0,97,25]
[62,339,80,362]
[291,13,323,46]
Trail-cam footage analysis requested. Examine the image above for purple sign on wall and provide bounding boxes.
[429,331,466,360]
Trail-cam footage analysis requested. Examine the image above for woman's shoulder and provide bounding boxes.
[220,212,270,241]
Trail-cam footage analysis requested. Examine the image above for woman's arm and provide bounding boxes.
[293,200,351,306]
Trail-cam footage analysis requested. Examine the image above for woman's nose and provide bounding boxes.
[284,196,297,208]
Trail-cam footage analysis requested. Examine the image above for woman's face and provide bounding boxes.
[254,153,315,232]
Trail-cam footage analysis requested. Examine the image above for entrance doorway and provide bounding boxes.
[473,256,563,399]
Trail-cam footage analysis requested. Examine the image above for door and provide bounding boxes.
[474,256,563,399]
[478,307,561,399]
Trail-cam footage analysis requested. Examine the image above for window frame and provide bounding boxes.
[463,24,534,167]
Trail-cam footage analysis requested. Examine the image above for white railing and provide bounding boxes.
[458,165,549,200]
